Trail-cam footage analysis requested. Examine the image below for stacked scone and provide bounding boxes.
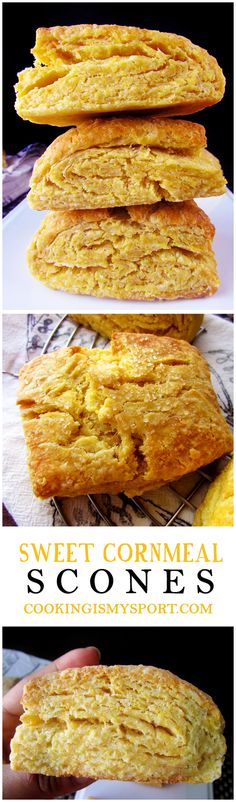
[15,24,226,300]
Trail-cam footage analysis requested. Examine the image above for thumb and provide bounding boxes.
[3,764,94,799]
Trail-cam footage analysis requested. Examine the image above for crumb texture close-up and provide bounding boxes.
[10,664,226,784]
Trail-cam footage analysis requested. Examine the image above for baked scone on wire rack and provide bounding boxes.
[16,314,233,527]
[67,313,204,343]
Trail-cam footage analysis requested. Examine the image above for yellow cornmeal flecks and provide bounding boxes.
[28,143,226,210]
[10,665,226,784]
[15,25,225,122]
[16,334,233,499]
[193,459,234,526]
[26,202,219,301]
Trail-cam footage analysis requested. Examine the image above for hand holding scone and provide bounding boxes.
[10,664,226,786]
[3,646,100,799]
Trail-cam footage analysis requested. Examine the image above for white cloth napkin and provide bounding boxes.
[3,648,49,679]
[3,314,233,527]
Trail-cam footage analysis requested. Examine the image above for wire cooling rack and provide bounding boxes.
[41,315,232,527]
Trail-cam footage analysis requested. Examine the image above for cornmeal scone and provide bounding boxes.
[69,314,204,343]
[28,118,226,210]
[27,202,219,301]
[14,24,225,123]
[17,334,233,499]
[193,459,234,526]
[10,665,226,784]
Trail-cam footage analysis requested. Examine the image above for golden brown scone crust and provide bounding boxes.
[27,201,219,301]
[193,459,234,526]
[69,313,204,343]
[32,117,208,164]
[28,118,226,210]
[17,334,233,499]
[10,665,226,784]
[15,24,225,123]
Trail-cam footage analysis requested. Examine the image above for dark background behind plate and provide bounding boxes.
[3,2,233,189]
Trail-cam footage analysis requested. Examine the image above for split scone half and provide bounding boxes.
[10,665,226,784]
[14,24,225,123]
[28,117,226,210]
[69,313,204,343]
[17,333,233,499]
[27,201,220,301]
[193,458,234,526]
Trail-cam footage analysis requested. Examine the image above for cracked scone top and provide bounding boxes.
[17,333,233,499]
[10,665,226,784]
[14,24,225,123]
[28,117,226,210]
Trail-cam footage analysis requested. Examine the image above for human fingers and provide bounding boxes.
[3,646,100,756]
[4,646,100,719]
[3,764,94,799]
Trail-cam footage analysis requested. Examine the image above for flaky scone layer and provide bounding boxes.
[69,313,204,343]
[10,665,226,784]
[28,118,226,210]
[193,459,234,526]
[17,334,233,499]
[15,24,225,123]
[27,202,220,301]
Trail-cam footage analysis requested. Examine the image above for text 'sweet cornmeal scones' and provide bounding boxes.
[10,665,226,784]
[28,118,226,210]
[193,459,234,526]
[15,24,225,123]
[27,202,219,301]
[69,313,204,343]
[17,334,233,499]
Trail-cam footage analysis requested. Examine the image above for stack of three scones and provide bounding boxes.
[15,23,226,301]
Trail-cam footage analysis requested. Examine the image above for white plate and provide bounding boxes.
[76,780,213,799]
[3,192,233,312]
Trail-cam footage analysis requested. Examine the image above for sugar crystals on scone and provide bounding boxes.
[17,333,233,499]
